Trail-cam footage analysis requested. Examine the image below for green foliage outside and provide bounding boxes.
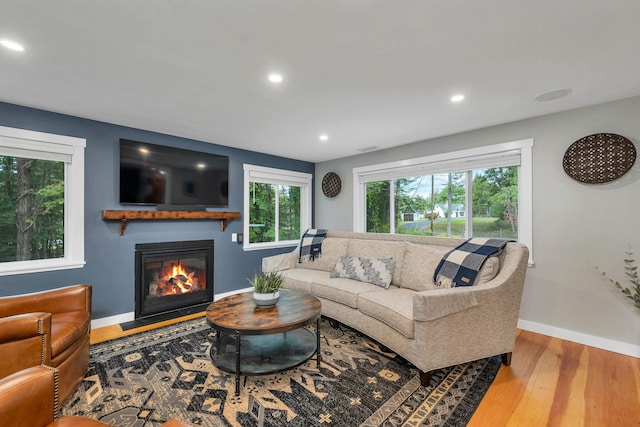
[398,217,518,238]
[0,156,65,262]
[366,167,518,238]
[278,185,300,241]
[249,182,275,243]
[366,181,390,233]
[249,182,301,244]
[472,167,518,228]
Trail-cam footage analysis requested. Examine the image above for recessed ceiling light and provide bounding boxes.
[0,39,24,52]
[268,73,283,83]
[450,94,465,103]
[319,134,329,141]
[534,88,572,102]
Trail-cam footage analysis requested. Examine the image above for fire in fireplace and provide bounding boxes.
[135,240,214,319]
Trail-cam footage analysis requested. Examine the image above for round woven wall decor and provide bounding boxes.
[321,172,342,198]
[562,133,636,184]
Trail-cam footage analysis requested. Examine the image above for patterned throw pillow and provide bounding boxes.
[330,256,395,288]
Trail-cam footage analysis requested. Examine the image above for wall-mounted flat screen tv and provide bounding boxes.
[119,139,229,209]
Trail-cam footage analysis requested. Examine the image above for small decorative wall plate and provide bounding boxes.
[562,133,636,184]
[321,172,342,198]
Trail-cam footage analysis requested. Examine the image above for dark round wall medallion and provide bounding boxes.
[321,172,342,198]
[562,133,636,184]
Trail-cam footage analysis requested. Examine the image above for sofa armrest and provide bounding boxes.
[413,288,479,321]
[262,250,297,272]
[0,284,92,318]
[0,365,58,426]
[414,242,529,322]
[0,313,52,377]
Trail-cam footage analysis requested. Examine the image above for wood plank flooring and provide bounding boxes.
[91,318,640,426]
[90,311,206,344]
[468,329,640,426]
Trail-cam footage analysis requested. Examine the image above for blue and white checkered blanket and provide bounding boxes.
[433,238,512,287]
[298,229,328,263]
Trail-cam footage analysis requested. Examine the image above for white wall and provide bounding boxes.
[315,96,640,356]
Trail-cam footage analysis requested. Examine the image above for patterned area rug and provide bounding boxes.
[63,318,500,426]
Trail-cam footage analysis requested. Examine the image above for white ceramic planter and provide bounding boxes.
[253,290,280,308]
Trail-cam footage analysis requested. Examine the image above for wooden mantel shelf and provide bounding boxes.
[102,210,241,236]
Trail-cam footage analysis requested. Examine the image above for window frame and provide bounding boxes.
[243,164,312,251]
[353,139,534,265]
[0,125,86,276]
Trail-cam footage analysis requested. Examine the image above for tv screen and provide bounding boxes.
[119,139,229,208]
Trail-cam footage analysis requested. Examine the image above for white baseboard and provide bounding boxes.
[517,319,640,358]
[90,287,253,330]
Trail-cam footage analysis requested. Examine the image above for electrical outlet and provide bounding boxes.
[231,233,237,243]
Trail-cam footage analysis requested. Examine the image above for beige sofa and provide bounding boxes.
[262,231,529,386]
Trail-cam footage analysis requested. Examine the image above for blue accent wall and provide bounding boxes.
[0,102,313,320]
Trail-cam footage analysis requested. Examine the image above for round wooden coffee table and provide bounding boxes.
[205,289,321,395]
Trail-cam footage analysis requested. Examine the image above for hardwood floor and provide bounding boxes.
[90,311,206,344]
[91,318,640,426]
[468,329,640,426]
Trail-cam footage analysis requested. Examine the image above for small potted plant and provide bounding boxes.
[249,271,285,307]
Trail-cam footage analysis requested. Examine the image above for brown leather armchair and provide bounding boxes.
[0,284,92,403]
[0,365,190,427]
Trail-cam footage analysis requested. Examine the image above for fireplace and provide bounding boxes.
[135,240,214,319]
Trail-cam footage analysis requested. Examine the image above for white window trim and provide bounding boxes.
[353,139,534,265]
[243,164,312,251]
[0,125,86,276]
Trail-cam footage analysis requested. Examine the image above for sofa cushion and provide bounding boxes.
[297,237,349,272]
[311,276,382,308]
[330,256,395,288]
[476,256,500,285]
[357,288,415,339]
[400,243,450,291]
[281,269,330,293]
[347,239,406,285]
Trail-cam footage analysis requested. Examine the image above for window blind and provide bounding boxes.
[357,150,521,183]
[245,165,311,186]
[0,136,74,162]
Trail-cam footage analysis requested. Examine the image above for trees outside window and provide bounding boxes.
[366,181,390,233]
[0,126,85,276]
[248,182,275,244]
[353,140,532,262]
[364,168,518,239]
[471,167,518,238]
[243,164,311,250]
[0,156,65,262]
[248,182,301,244]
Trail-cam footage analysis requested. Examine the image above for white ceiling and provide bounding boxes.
[1,1,639,163]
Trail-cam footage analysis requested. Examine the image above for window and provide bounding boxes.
[243,164,312,250]
[0,126,86,275]
[354,139,533,264]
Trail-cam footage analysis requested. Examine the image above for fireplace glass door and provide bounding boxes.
[135,240,214,319]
